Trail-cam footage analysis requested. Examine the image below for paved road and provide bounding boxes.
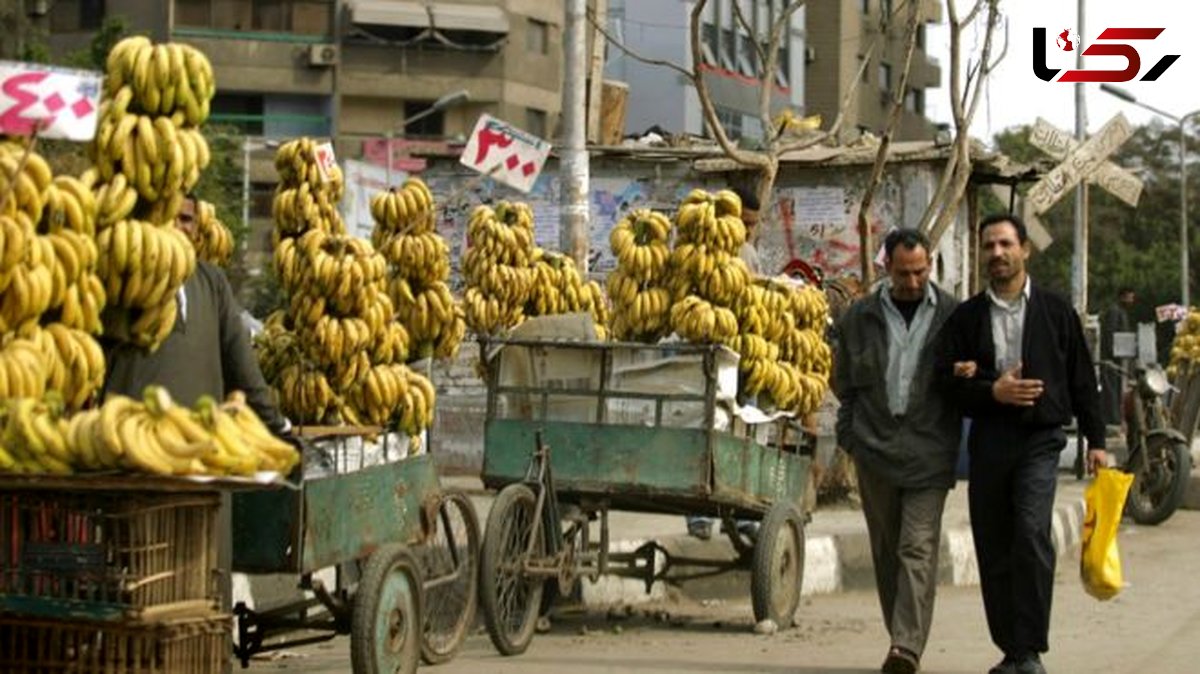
[255,509,1200,673]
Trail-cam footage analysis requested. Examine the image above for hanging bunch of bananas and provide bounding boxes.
[347,362,436,433]
[94,218,197,349]
[38,174,107,335]
[734,278,831,415]
[462,201,536,334]
[275,363,338,427]
[0,224,55,334]
[370,177,435,247]
[1167,310,1200,379]
[23,324,105,412]
[0,337,48,400]
[524,249,609,338]
[371,179,465,360]
[607,209,673,342]
[92,36,214,216]
[0,138,54,223]
[187,199,233,266]
[271,138,346,240]
[665,189,752,344]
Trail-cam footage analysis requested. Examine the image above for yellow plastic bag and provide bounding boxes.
[1081,467,1134,600]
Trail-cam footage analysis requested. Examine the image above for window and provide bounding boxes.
[720,28,736,70]
[81,0,105,29]
[861,0,870,13]
[714,106,743,138]
[775,46,789,87]
[526,108,547,138]
[881,0,893,18]
[737,34,757,76]
[701,22,719,65]
[905,88,925,114]
[404,100,445,138]
[526,18,548,54]
[173,0,331,35]
[917,24,926,49]
[879,62,892,92]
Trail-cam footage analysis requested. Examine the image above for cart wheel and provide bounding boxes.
[751,502,805,629]
[480,484,546,656]
[419,490,481,665]
[351,544,423,674]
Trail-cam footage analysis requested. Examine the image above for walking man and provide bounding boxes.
[832,229,961,674]
[939,214,1107,674]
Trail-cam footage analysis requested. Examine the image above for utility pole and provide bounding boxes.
[560,0,590,272]
[586,0,608,144]
[1071,0,1089,316]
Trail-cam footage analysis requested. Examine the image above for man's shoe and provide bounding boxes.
[687,520,712,540]
[1014,655,1047,674]
[987,657,1017,674]
[881,646,919,674]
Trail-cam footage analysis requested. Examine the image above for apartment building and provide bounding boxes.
[604,0,806,141]
[46,0,563,145]
[804,0,942,140]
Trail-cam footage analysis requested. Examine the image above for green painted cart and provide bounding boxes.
[231,432,479,674]
[478,338,815,655]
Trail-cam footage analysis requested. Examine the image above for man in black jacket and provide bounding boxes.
[940,214,1106,674]
[833,229,961,674]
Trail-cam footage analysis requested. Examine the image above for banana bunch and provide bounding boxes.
[89,173,139,228]
[293,230,387,315]
[669,295,738,345]
[0,394,74,474]
[103,37,215,125]
[0,338,48,400]
[189,199,233,266]
[95,219,196,311]
[524,251,608,333]
[201,391,299,475]
[379,232,451,285]
[371,321,412,365]
[277,363,338,425]
[1168,310,1200,378]
[92,104,211,203]
[0,212,32,294]
[274,138,344,203]
[462,201,537,334]
[391,280,465,359]
[0,140,54,224]
[273,181,346,239]
[789,283,830,331]
[675,189,747,253]
[40,176,97,237]
[44,230,106,333]
[735,285,787,343]
[348,362,436,433]
[370,178,437,245]
[253,311,301,383]
[24,324,105,411]
[668,244,751,306]
[0,234,56,333]
[610,209,671,282]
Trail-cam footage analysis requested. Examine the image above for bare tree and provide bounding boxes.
[591,0,874,213]
[919,0,1007,247]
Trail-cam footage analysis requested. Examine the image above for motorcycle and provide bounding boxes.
[1102,361,1192,525]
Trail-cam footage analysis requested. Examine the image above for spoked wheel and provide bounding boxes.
[751,503,805,628]
[351,544,423,674]
[480,484,546,656]
[1126,435,1191,526]
[418,490,481,665]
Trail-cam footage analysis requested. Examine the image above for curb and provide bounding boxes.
[579,497,1088,607]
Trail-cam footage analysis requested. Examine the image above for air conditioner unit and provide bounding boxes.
[308,44,339,67]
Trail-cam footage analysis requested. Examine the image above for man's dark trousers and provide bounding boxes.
[968,420,1065,657]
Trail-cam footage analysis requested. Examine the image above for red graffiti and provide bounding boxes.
[474,127,514,164]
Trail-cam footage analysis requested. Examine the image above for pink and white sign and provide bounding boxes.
[314,141,338,183]
[459,113,550,194]
[0,61,101,141]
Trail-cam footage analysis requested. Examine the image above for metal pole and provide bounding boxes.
[560,0,590,272]
[241,137,251,240]
[386,130,393,188]
[1182,119,1190,306]
[1071,0,1088,315]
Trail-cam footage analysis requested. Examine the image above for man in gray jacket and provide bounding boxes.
[832,229,961,674]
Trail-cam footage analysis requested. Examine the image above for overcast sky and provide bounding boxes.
[924,0,1200,144]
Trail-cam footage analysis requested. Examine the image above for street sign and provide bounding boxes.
[459,113,551,194]
[314,142,337,183]
[1030,117,1143,207]
[1027,113,1134,214]
[989,183,1054,251]
[0,61,101,141]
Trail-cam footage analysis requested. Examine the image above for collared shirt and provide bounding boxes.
[879,280,938,416]
[985,276,1031,372]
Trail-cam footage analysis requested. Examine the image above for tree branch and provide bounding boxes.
[959,0,987,27]
[760,1,808,150]
[776,37,878,153]
[731,0,768,70]
[689,0,770,168]
[586,7,692,80]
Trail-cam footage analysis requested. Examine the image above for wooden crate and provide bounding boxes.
[0,491,219,621]
[0,614,229,674]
